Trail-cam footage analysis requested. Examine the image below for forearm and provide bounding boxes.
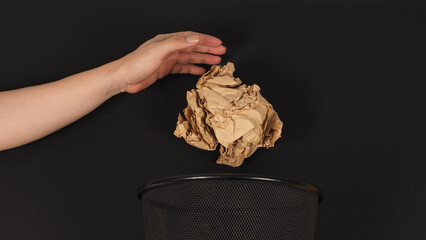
[0,60,123,151]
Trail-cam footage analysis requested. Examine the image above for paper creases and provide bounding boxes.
[174,62,283,167]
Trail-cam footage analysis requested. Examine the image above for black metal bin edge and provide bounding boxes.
[137,173,323,203]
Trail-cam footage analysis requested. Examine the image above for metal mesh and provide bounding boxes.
[141,177,319,240]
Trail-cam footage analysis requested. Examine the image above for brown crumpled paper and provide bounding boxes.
[174,62,283,167]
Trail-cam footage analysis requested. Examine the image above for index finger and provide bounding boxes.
[148,31,223,47]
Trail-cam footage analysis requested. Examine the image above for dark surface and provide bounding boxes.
[0,0,425,239]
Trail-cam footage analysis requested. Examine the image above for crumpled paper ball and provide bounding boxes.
[174,62,283,167]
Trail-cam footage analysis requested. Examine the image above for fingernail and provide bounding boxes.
[186,35,199,43]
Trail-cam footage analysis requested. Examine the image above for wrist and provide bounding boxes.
[97,59,128,97]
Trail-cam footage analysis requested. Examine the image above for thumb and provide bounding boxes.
[155,35,200,56]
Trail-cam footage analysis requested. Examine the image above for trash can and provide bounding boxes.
[137,174,322,240]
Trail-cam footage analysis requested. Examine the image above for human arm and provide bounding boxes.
[0,31,226,151]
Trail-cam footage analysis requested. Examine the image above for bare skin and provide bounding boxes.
[0,31,226,151]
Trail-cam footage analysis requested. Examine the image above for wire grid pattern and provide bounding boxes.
[142,179,319,240]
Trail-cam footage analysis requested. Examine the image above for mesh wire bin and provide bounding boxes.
[137,174,322,240]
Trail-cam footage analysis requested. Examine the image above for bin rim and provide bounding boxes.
[137,173,323,203]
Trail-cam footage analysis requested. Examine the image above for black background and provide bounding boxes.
[1,0,425,239]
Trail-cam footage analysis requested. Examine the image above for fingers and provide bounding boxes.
[183,45,227,55]
[176,52,221,65]
[153,35,201,57]
[171,64,206,75]
[143,32,226,63]
[150,31,223,47]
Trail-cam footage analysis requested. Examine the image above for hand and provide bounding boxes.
[113,31,226,93]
